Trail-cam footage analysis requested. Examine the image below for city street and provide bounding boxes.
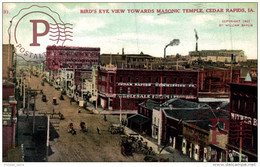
[28,75,145,162]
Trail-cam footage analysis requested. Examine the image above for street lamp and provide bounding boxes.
[164,39,180,58]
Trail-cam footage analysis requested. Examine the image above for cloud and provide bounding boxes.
[139,15,178,25]
[55,4,81,13]
[73,17,109,33]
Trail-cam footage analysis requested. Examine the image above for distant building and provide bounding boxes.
[97,65,199,112]
[100,50,154,69]
[189,50,246,63]
[227,83,257,162]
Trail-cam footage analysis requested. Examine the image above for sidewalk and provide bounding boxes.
[123,126,196,162]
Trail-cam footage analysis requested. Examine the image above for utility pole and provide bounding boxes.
[239,121,243,162]
[23,78,26,110]
[32,94,36,134]
[46,115,50,162]
[27,92,30,117]
[119,97,122,125]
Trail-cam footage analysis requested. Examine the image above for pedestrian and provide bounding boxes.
[97,127,101,135]
[104,114,107,121]
[78,109,81,113]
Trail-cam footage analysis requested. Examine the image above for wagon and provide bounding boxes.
[109,124,124,134]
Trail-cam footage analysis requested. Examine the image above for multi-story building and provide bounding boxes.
[227,83,257,162]
[97,65,200,112]
[3,44,16,79]
[2,44,17,156]
[189,50,246,63]
[60,69,75,97]
[199,69,240,98]
[3,81,17,155]
[45,46,100,85]
[100,49,155,69]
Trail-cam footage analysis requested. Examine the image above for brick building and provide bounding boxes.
[97,65,199,112]
[3,80,17,155]
[199,69,240,98]
[3,44,16,79]
[45,46,100,86]
[227,83,257,162]
[46,46,100,71]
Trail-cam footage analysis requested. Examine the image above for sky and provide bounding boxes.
[2,2,258,59]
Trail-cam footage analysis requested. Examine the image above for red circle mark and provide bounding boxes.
[14,11,60,45]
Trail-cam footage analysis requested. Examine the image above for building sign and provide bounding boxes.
[116,94,197,99]
[2,106,12,126]
[231,112,257,126]
[117,82,196,87]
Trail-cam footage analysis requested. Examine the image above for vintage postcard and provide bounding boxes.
[2,2,258,165]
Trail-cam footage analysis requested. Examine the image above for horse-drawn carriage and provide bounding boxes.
[109,124,124,134]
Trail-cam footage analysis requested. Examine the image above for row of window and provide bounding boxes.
[117,75,193,84]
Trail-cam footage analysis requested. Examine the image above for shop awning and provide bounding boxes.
[127,114,151,125]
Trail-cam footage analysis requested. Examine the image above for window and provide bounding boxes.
[148,77,151,82]
[120,76,123,82]
[180,88,183,94]
[127,99,130,106]
[163,87,166,94]
[156,77,159,82]
[127,87,130,94]
[195,149,198,154]
[109,100,113,107]
[183,142,185,147]
[119,87,122,93]
[67,74,69,79]
[180,78,183,83]
[136,99,141,106]
[163,77,167,83]
[136,76,139,82]
[109,86,113,93]
[136,87,139,93]
[154,117,156,124]
[147,87,151,94]
[174,78,177,83]
[156,87,159,94]
[128,76,131,82]
[190,78,193,84]
[189,88,193,95]
[110,75,114,82]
